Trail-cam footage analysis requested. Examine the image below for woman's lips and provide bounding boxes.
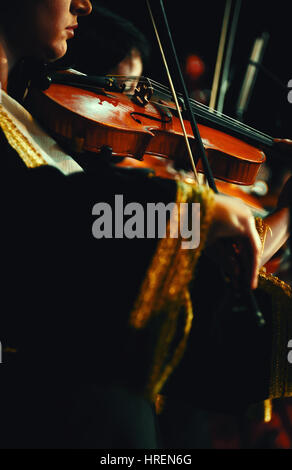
[66,25,78,37]
[66,24,78,34]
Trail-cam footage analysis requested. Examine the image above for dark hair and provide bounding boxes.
[0,1,26,33]
[58,4,150,75]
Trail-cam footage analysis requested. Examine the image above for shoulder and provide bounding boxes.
[0,120,179,209]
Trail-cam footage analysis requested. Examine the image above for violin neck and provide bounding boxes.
[149,79,274,149]
[189,100,274,148]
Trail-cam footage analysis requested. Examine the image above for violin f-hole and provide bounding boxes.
[130,112,172,125]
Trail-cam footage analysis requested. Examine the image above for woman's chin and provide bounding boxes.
[42,41,68,62]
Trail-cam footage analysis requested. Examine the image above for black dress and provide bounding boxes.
[0,126,179,448]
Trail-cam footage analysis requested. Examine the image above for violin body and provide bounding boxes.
[27,80,265,186]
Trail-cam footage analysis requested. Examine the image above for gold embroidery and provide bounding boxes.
[255,217,272,257]
[264,399,273,423]
[255,217,292,400]
[258,271,292,399]
[130,181,215,401]
[3,347,17,354]
[0,104,47,168]
[147,289,194,400]
[155,394,166,415]
[130,182,214,329]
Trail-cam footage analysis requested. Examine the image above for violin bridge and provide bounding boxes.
[133,78,154,107]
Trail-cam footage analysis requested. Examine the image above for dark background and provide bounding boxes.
[97,0,292,139]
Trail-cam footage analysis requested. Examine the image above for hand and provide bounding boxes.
[208,194,262,290]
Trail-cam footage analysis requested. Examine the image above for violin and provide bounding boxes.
[26,70,268,188]
[26,69,289,280]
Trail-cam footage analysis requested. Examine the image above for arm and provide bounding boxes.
[209,194,262,289]
[260,207,290,267]
[259,139,292,267]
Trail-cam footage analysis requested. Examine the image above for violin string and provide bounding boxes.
[151,80,270,138]
[191,98,271,139]
[145,80,271,139]
[53,70,272,146]
[115,75,272,144]
[145,78,272,143]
